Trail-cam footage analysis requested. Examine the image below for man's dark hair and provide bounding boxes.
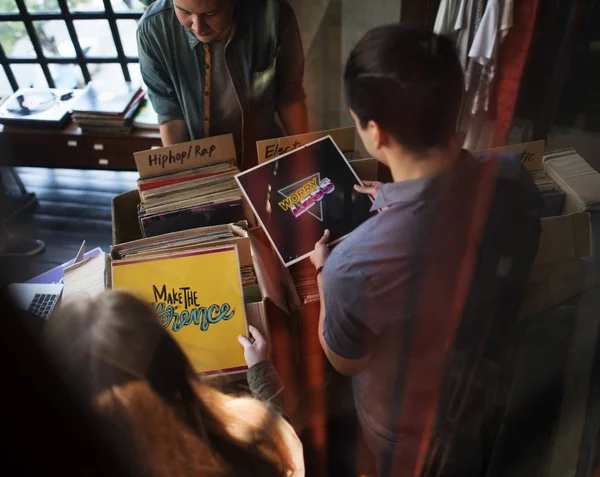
[344,24,464,152]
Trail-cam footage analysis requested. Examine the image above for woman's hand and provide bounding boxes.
[238,325,268,368]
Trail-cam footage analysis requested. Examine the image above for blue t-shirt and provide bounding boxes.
[322,151,542,474]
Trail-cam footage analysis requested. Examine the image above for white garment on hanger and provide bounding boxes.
[468,0,500,66]
[434,0,461,35]
[469,0,514,65]
[454,0,476,70]
[461,0,514,150]
[500,0,514,42]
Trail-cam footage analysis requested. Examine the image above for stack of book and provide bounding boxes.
[136,157,245,238]
[72,80,145,134]
[289,261,319,305]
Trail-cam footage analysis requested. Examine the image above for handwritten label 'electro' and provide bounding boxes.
[264,140,303,160]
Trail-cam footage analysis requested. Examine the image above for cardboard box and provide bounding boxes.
[111,190,291,338]
[352,141,597,266]
[111,191,300,414]
[520,257,600,320]
[284,141,599,315]
[484,142,597,265]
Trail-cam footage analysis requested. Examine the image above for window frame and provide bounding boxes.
[0,0,144,91]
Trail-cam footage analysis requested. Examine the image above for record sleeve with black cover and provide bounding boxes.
[72,80,141,115]
[235,136,374,266]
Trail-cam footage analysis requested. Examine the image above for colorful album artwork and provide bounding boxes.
[235,136,374,266]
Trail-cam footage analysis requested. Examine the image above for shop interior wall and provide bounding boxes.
[291,0,402,132]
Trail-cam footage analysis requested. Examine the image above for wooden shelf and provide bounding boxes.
[0,121,161,171]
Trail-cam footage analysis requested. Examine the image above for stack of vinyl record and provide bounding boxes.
[136,158,245,237]
[72,80,145,134]
[111,221,258,290]
[289,261,320,305]
[531,170,566,218]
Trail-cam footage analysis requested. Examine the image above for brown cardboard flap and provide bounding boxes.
[112,190,143,245]
[476,140,546,171]
[62,252,110,305]
[520,258,600,319]
[242,196,258,227]
[246,302,271,351]
[248,227,291,315]
[256,126,356,164]
[535,212,591,264]
[543,147,600,214]
[134,134,236,179]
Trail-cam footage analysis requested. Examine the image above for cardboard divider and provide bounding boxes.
[134,134,237,179]
[256,126,357,164]
[112,190,143,245]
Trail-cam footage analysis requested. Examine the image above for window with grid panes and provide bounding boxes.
[0,0,148,97]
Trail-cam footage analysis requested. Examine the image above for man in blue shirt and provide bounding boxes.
[137,0,308,169]
[310,25,542,476]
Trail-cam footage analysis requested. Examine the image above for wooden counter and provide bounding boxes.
[0,121,161,171]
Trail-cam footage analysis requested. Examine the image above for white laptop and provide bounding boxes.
[7,283,64,320]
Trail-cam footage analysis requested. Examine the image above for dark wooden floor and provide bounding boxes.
[2,166,599,476]
[1,167,137,285]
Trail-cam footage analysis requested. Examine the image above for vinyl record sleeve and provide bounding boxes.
[235,136,374,267]
[112,245,248,375]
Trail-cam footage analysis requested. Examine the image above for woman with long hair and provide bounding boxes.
[43,290,304,476]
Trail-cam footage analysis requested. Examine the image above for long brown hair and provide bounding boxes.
[44,291,299,477]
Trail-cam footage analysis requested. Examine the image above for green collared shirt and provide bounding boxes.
[137,0,306,169]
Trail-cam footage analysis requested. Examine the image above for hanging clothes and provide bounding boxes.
[433,0,461,36]
[461,0,515,150]
[500,0,513,42]
[456,0,486,149]
[494,0,541,144]
[467,0,513,115]
[454,0,478,70]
